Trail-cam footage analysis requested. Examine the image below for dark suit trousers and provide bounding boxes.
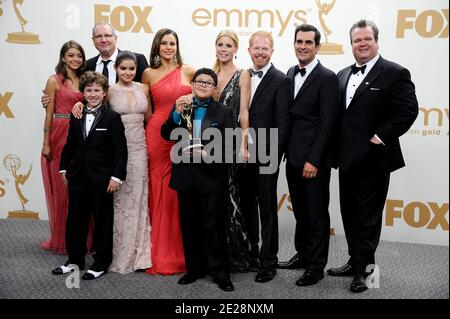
[239,163,279,269]
[286,162,331,271]
[178,190,229,281]
[339,169,390,275]
[66,172,114,271]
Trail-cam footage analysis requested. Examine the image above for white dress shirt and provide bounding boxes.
[250,62,272,106]
[346,54,380,108]
[294,59,319,98]
[85,105,102,136]
[95,48,119,86]
[346,54,384,145]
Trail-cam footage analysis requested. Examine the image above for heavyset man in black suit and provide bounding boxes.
[277,24,340,287]
[327,20,418,292]
[239,31,292,283]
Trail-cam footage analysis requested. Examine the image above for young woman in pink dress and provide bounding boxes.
[41,41,86,254]
[141,29,195,275]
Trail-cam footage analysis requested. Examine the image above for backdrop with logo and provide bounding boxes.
[0,0,448,246]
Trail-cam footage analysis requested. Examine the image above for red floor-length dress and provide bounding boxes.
[145,68,191,274]
[40,74,85,254]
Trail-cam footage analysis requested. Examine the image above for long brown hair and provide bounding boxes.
[214,30,239,73]
[149,28,183,69]
[55,40,86,82]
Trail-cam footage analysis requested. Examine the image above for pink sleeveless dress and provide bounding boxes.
[40,74,84,254]
[108,82,152,274]
[145,68,192,275]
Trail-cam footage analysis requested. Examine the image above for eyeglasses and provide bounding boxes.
[193,80,216,88]
[93,34,115,40]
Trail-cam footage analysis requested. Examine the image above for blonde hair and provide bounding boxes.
[214,30,239,73]
[249,31,274,48]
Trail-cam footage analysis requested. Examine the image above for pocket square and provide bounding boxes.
[95,128,108,131]
[370,87,381,91]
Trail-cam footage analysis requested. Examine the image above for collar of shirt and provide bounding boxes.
[296,59,318,79]
[86,104,102,114]
[293,59,319,98]
[253,62,272,80]
[354,54,380,76]
[95,48,119,66]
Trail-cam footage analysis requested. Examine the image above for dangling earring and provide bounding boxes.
[173,55,178,65]
[153,55,161,67]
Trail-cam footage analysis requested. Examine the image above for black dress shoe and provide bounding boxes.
[214,278,234,292]
[350,274,368,293]
[52,263,84,275]
[327,262,355,277]
[295,269,324,286]
[82,270,106,280]
[277,253,306,270]
[255,269,276,283]
[177,273,205,285]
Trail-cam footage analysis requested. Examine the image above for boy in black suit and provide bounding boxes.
[51,71,127,280]
[161,68,234,292]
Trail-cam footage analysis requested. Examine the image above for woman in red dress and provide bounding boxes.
[142,29,195,274]
[41,41,86,254]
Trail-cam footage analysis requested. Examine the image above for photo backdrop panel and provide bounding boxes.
[0,0,448,245]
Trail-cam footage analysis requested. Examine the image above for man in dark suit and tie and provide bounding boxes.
[326,20,418,293]
[161,68,235,292]
[239,31,292,283]
[86,22,148,85]
[41,22,148,106]
[277,24,340,287]
[51,71,128,280]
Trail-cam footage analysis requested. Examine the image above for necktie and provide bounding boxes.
[102,60,111,80]
[351,64,367,75]
[249,69,263,78]
[294,65,307,77]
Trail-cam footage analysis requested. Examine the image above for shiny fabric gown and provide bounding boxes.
[219,70,258,272]
[145,68,191,275]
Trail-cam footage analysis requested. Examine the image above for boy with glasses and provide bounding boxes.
[161,68,235,292]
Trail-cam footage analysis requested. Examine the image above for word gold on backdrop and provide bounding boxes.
[3,154,39,220]
[5,0,40,44]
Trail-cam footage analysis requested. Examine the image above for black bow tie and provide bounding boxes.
[193,98,210,109]
[351,64,367,75]
[294,65,307,77]
[85,107,100,116]
[249,69,263,78]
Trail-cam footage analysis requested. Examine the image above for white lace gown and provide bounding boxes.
[108,82,151,274]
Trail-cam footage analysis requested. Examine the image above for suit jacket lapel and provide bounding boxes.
[250,65,275,109]
[201,102,217,134]
[81,115,87,141]
[294,62,321,102]
[347,57,384,110]
[340,67,352,110]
